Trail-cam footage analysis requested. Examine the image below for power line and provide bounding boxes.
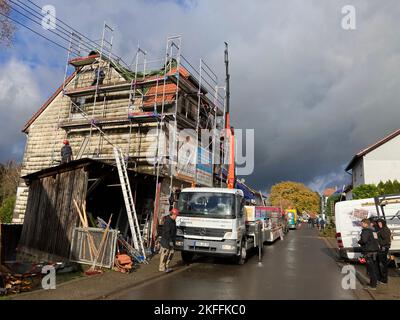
[8,1,81,56]
[0,11,73,53]
[11,0,90,54]
[24,0,126,64]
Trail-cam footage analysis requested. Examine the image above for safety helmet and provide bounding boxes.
[171,208,180,216]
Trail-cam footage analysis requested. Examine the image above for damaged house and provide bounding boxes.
[12,36,227,261]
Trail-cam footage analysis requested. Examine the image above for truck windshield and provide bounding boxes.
[178,192,235,218]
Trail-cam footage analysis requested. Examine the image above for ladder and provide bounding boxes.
[76,136,90,159]
[113,147,146,259]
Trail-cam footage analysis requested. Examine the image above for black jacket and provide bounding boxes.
[358,227,380,253]
[378,224,391,249]
[61,145,72,158]
[161,216,177,249]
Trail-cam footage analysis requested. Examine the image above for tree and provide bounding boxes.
[352,180,400,199]
[352,184,379,199]
[0,195,15,223]
[269,181,320,214]
[0,161,21,223]
[0,0,15,46]
[325,193,341,217]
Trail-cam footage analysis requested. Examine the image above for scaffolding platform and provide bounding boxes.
[60,113,177,130]
[64,82,132,97]
[69,54,100,67]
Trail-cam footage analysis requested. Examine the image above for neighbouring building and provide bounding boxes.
[345,128,400,189]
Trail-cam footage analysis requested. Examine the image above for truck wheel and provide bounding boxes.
[181,251,194,264]
[236,239,247,265]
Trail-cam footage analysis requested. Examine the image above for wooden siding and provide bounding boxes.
[18,167,88,259]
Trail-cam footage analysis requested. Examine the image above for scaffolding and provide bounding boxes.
[57,31,227,249]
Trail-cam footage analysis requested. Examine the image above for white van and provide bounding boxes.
[335,196,400,262]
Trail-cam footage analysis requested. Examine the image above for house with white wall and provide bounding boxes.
[345,128,400,189]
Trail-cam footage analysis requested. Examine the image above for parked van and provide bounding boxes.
[335,196,400,265]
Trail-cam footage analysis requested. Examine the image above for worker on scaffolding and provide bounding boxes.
[159,208,179,273]
[92,65,105,86]
[61,140,73,164]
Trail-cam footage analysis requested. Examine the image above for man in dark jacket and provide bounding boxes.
[61,140,73,164]
[159,208,179,273]
[377,218,391,284]
[358,218,380,289]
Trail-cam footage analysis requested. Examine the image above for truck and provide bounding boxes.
[285,209,298,229]
[335,194,400,267]
[175,187,284,264]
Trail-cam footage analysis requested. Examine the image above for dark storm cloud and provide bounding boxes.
[1,0,399,192]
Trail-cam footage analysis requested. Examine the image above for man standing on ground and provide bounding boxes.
[320,218,326,231]
[159,208,179,273]
[61,140,73,164]
[358,218,380,290]
[377,218,391,284]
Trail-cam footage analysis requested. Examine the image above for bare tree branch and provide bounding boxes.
[0,0,15,46]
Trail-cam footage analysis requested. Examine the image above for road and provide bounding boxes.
[108,226,360,300]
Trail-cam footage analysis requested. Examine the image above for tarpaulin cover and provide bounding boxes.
[236,181,256,200]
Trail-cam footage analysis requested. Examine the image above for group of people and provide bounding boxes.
[307,216,326,230]
[358,218,392,290]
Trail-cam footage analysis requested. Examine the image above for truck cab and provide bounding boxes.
[175,188,249,264]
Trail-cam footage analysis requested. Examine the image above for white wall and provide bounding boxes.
[362,134,400,185]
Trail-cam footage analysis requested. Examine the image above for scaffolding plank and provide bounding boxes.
[69,54,100,67]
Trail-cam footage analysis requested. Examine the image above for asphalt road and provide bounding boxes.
[109,226,358,300]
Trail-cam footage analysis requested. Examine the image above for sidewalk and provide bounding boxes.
[323,236,400,300]
[11,253,188,300]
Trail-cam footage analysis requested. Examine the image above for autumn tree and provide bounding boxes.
[0,0,15,46]
[0,161,21,223]
[269,181,320,214]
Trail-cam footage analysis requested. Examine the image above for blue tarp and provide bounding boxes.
[236,181,256,200]
[218,168,256,200]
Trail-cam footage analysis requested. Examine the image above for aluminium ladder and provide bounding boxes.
[113,147,146,259]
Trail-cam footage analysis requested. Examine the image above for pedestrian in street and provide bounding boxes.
[159,208,179,273]
[377,218,391,284]
[316,217,321,231]
[308,217,313,229]
[61,139,73,164]
[358,218,380,290]
[320,218,326,231]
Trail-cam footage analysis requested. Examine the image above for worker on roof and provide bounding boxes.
[61,139,73,164]
[159,208,179,273]
[92,65,105,86]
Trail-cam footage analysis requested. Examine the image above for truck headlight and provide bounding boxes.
[222,244,235,250]
[175,241,184,246]
[223,232,233,239]
[177,228,184,236]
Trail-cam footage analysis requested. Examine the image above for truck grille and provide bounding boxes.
[183,227,231,238]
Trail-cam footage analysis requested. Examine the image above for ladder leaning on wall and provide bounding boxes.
[114,147,146,260]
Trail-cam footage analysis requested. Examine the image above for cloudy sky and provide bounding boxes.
[0,0,399,193]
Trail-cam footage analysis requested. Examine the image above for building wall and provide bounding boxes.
[352,159,365,188]
[350,135,400,190]
[13,59,219,223]
[363,135,400,185]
